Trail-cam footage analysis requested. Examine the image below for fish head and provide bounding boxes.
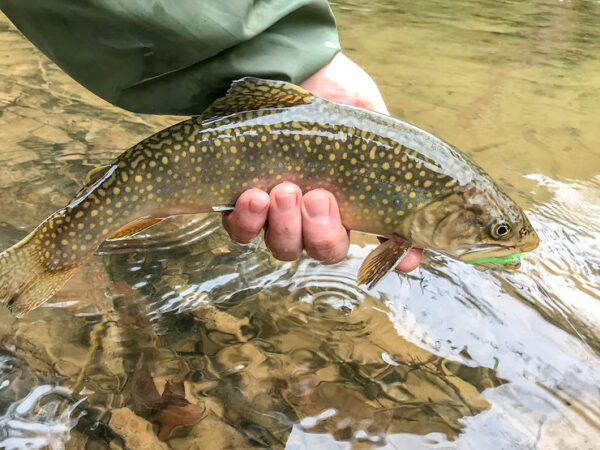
[404,179,540,263]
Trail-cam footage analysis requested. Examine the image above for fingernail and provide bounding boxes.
[249,197,269,214]
[275,193,297,211]
[304,196,330,218]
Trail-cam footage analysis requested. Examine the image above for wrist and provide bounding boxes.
[299,52,389,114]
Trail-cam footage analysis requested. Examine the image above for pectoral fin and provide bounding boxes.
[107,218,164,241]
[357,236,412,289]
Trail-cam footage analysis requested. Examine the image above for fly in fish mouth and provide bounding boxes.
[458,244,524,262]
[457,228,539,262]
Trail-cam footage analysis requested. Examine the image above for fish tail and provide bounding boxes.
[0,231,78,317]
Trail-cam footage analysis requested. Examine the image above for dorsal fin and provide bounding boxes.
[201,77,315,121]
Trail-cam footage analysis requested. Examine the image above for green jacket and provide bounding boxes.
[0,0,340,115]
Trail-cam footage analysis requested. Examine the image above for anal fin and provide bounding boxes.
[357,236,412,289]
[107,218,163,241]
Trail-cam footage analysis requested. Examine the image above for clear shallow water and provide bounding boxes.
[0,0,599,448]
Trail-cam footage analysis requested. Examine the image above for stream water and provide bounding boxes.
[0,0,599,448]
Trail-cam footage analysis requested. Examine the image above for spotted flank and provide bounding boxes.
[0,77,539,315]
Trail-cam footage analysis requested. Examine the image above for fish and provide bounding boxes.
[0,77,539,316]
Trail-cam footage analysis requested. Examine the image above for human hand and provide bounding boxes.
[223,52,422,272]
[299,52,389,115]
[223,183,349,264]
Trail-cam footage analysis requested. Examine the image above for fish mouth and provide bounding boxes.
[458,245,523,262]
[458,233,539,262]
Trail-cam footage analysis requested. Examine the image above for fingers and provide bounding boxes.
[222,189,269,243]
[301,189,349,264]
[396,248,423,272]
[264,183,303,261]
[224,183,422,273]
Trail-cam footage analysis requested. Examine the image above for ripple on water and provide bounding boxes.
[0,385,82,450]
[2,1,600,446]
[54,171,600,447]
[91,215,507,445]
[352,174,600,447]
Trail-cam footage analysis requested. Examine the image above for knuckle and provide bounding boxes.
[225,220,259,243]
[308,232,347,264]
[323,254,346,265]
[313,235,339,252]
[234,224,260,240]
[269,246,301,262]
[265,233,301,262]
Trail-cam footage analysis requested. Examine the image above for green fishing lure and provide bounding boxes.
[464,253,524,265]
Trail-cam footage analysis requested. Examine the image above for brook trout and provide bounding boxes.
[0,78,539,315]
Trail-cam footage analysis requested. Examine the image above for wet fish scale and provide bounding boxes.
[0,77,539,315]
[38,114,453,272]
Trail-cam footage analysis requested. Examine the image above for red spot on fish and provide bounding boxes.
[249,155,254,161]
[267,149,273,155]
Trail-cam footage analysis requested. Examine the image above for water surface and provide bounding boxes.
[0,1,599,448]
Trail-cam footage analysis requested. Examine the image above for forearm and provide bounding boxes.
[0,0,340,115]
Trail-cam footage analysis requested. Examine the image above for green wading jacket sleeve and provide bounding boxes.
[0,0,340,115]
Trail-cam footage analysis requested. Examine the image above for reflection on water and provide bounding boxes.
[0,384,82,449]
[0,0,599,448]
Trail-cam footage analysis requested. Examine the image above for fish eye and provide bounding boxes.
[490,221,511,239]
